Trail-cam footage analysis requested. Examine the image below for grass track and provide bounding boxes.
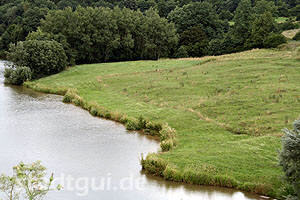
[25,47,300,198]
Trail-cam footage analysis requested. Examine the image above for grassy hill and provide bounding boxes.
[25,47,300,198]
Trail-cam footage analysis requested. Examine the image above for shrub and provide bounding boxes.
[125,118,140,131]
[160,139,175,151]
[119,115,129,124]
[63,89,78,103]
[163,165,182,182]
[90,107,98,116]
[160,125,176,141]
[141,153,167,176]
[72,97,83,107]
[264,33,287,48]
[293,31,300,41]
[146,121,163,133]
[110,111,123,122]
[7,40,67,78]
[279,120,300,199]
[4,67,32,85]
[278,20,299,32]
[137,116,148,130]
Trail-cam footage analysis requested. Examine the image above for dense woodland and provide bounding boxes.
[0,0,299,65]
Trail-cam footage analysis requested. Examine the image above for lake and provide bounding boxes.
[0,61,262,200]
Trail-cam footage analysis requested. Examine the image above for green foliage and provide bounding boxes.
[277,0,290,17]
[174,45,188,58]
[246,12,277,48]
[27,28,75,66]
[231,0,254,50]
[4,66,32,85]
[168,1,227,38]
[141,8,178,60]
[293,31,300,41]
[264,33,287,48]
[0,175,20,200]
[0,161,60,200]
[0,24,25,50]
[0,0,298,60]
[253,0,278,16]
[179,26,209,57]
[278,20,300,32]
[7,40,67,78]
[37,6,177,63]
[279,120,300,199]
[141,153,167,176]
[125,118,140,131]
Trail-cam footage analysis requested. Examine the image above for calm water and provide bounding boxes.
[0,61,263,200]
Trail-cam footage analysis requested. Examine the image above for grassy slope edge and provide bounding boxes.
[24,47,300,198]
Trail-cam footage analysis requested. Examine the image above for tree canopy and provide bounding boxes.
[0,0,296,61]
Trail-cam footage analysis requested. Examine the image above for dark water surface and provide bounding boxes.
[0,61,263,200]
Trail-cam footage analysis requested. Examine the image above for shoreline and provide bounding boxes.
[24,82,274,199]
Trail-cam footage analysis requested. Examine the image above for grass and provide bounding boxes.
[282,28,300,39]
[276,17,289,23]
[25,46,300,198]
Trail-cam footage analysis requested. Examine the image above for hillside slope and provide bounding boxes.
[26,47,300,198]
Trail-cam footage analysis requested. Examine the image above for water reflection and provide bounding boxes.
[0,61,264,200]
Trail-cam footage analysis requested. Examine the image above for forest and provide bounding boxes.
[0,0,299,65]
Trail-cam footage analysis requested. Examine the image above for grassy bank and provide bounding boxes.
[25,47,300,198]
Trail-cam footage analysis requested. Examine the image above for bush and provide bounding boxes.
[4,67,32,85]
[278,20,299,32]
[7,40,67,78]
[160,139,175,151]
[279,120,300,199]
[125,118,140,131]
[90,107,98,116]
[138,116,148,130]
[293,31,300,41]
[264,33,287,48]
[141,153,167,176]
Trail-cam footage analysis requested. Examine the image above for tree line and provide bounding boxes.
[0,0,299,60]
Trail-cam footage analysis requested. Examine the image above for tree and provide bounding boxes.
[37,6,177,63]
[14,161,56,200]
[119,0,138,10]
[141,8,178,59]
[231,0,254,50]
[179,26,209,57]
[0,24,25,50]
[246,11,277,48]
[263,33,286,48]
[277,0,290,17]
[155,0,177,18]
[22,7,49,34]
[136,0,156,12]
[7,40,67,78]
[279,120,300,199]
[0,161,60,200]
[168,1,227,38]
[4,66,32,85]
[253,0,278,16]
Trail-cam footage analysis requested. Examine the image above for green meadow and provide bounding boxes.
[25,47,300,198]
